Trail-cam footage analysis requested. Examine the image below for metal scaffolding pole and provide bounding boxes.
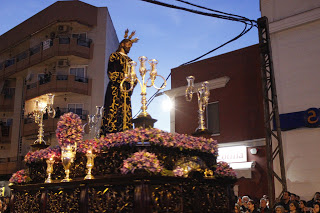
[257,16,287,207]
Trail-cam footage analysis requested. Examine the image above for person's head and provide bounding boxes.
[289,201,299,211]
[247,200,255,211]
[282,191,291,201]
[234,203,241,213]
[275,205,285,213]
[118,39,133,54]
[299,200,306,209]
[260,198,268,208]
[290,193,296,201]
[117,29,138,54]
[315,192,320,202]
[295,195,300,201]
[314,202,320,213]
[242,196,250,207]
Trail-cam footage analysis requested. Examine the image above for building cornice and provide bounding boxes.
[164,76,230,98]
[269,7,320,33]
[218,138,266,148]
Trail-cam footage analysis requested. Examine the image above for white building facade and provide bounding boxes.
[261,0,320,199]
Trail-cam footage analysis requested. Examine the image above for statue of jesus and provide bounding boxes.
[100,30,139,134]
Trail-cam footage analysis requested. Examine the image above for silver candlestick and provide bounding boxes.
[88,106,104,139]
[185,76,210,131]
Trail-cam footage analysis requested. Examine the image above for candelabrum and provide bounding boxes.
[185,76,210,131]
[61,143,77,182]
[120,56,166,118]
[84,149,96,180]
[33,93,56,145]
[45,155,55,183]
[87,106,104,139]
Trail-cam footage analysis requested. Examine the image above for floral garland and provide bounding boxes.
[78,128,218,156]
[24,146,61,164]
[173,166,184,177]
[120,150,163,175]
[56,112,84,147]
[214,161,237,178]
[24,128,218,164]
[9,169,31,184]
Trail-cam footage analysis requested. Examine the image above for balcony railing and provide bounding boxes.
[0,36,93,79]
[25,109,88,124]
[25,74,92,100]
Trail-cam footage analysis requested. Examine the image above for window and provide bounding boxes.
[38,74,45,80]
[70,67,87,82]
[207,102,220,135]
[72,33,91,47]
[58,36,70,44]
[68,104,83,118]
[16,51,28,62]
[0,118,13,127]
[6,118,13,126]
[5,58,15,68]
[72,33,87,40]
[3,88,15,99]
[38,73,46,85]
[30,44,41,56]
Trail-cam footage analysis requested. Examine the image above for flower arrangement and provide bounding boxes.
[24,146,61,164]
[9,169,31,184]
[23,127,218,172]
[56,112,84,147]
[120,150,163,175]
[173,166,184,177]
[214,161,237,178]
[77,128,218,156]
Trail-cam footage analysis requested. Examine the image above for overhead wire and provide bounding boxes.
[133,0,257,118]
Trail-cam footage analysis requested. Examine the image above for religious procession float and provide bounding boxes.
[9,111,236,212]
[9,31,237,212]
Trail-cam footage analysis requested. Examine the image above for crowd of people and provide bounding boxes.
[235,192,320,213]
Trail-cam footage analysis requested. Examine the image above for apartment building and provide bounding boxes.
[0,1,118,178]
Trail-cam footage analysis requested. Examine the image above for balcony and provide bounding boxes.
[23,109,88,137]
[0,89,15,112]
[0,37,93,79]
[25,74,92,100]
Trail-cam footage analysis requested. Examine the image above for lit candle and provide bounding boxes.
[35,100,39,110]
[47,93,54,105]
[49,154,55,161]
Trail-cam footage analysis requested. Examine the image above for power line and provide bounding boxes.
[174,0,257,26]
[140,0,256,25]
[133,0,257,118]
